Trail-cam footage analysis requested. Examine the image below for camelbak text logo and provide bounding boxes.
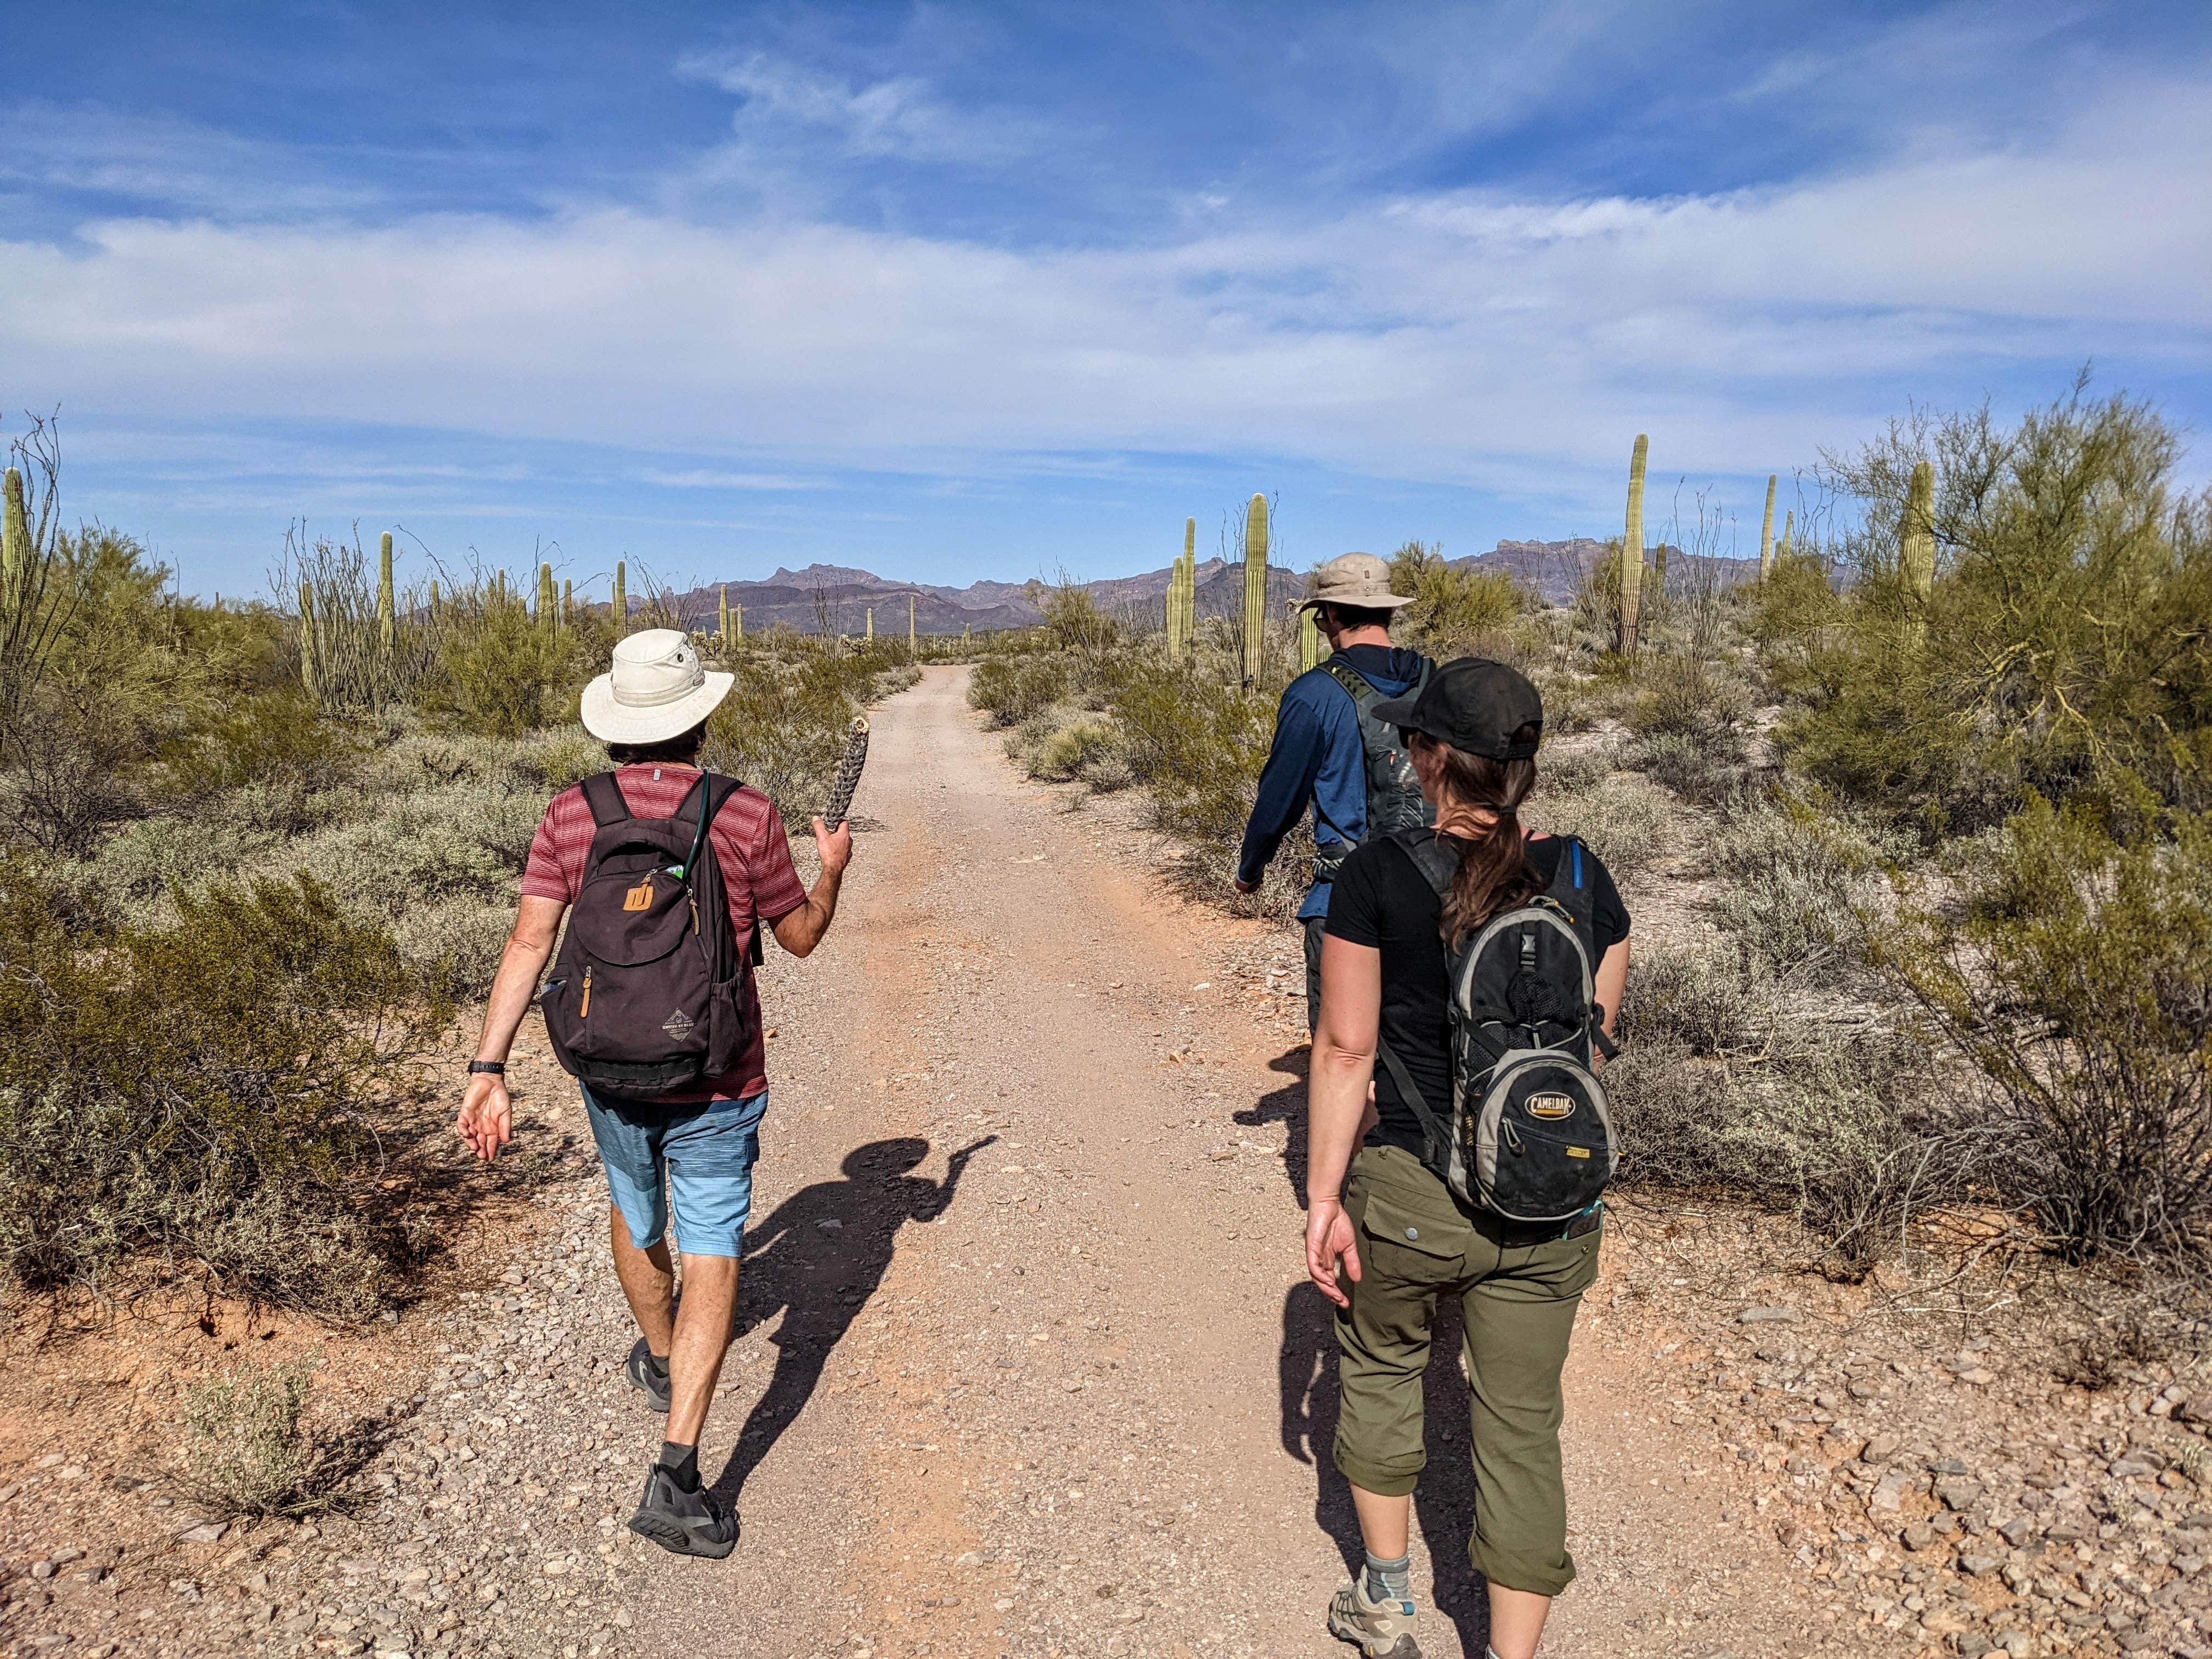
[1526,1093,1576,1121]
[662,1009,695,1039]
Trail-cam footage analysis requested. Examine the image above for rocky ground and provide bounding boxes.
[4,663,2210,1659]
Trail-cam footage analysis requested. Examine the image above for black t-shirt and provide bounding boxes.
[1323,833,1630,1165]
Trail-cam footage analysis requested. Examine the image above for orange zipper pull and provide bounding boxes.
[690,896,699,935]
[580,966,593,1018]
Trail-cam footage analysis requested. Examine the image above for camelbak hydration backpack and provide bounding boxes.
[1375,830,1619,1222]
[541,772,751,1105]
[1311,656,1436,885]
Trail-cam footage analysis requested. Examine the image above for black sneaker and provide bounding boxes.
[627,1463,737,1559]
[625,1338,671,1414]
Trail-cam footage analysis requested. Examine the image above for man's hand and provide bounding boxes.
[457,1074,513,1163]
[814,816,854,877]
[1305,1196,1362,1308]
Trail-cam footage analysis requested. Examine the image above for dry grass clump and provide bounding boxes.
[183,1356,353,1519]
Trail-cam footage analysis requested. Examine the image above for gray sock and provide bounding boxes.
[1362,1550,1412,1607]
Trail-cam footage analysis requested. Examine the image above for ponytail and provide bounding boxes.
[1419,727,1543,947]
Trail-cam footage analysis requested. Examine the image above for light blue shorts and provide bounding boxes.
[579,1086,768,1259]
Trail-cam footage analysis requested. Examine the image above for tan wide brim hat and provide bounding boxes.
[579,627,736,743]
[1299,550,1416,611]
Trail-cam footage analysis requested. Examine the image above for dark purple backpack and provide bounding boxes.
[541,771,751,1105]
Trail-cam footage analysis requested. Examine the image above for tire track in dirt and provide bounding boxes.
[618,664,1831,1659]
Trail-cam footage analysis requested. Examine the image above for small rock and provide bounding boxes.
[1958,1549,2006,1576]
[1738,1307,1800,1324]
[30,1559,55,1579]
[176,1521,228,1545]
[1998,1516,2040,1548]
[1900,1523,1937,1552]
[1936,1478,1987,1512]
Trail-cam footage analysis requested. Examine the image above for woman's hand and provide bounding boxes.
[1306,1197,1362,1308]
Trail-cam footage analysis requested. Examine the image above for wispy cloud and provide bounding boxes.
[678,49,1037,166]
[638,467,827,490]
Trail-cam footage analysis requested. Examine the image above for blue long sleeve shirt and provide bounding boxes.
[1236,645,1429,920]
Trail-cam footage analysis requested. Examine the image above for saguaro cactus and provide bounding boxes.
[376,532,396,656]
[1241,494,1269,684]
[538,562,557,629]
[1297,601,1322,672]
[733,603,743,644]
[428,578,441,622]
[612,561,627,634]
[1758,475,1778,582]
[1778,510,1795,562]
[1618,434,1647,654]
[718,584,730,645]
[561,578,573,629]
[866,607,874,642]
[0,467,26,600]
[1900,460,1937,603]
[298,581,319,700]
[909,594,917,654]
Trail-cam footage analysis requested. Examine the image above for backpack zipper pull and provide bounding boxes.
[691,895,699,935]
[580,966,593,1018]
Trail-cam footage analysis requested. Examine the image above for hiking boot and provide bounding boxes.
[625,1338,671,1414]
[627,1464,737,1560]
[1328,1579,1420,1659]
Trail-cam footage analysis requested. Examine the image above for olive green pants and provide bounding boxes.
[1333,1144,1602,1597]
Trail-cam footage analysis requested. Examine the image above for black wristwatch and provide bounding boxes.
[467,1060,507,1076]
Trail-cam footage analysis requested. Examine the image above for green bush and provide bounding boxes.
[0,860,450,1314]
[1878,790,2212,1260]
[969,652,1079,728]
[184,1356,348,1518]
[427,588,584,737]
[1387,542,1523,657]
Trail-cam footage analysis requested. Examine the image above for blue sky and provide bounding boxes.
[3,1,2208,601]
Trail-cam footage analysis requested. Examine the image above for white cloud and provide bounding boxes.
[677,50,1036,165]
[2,69,2205,511]
[639,468,826,489]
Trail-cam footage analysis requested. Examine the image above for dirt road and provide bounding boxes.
[599,664,1830,1659]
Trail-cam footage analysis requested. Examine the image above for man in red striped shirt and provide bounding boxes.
[456,629,851,1559]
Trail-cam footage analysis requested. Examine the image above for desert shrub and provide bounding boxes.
[1632,729,1753,806]
[1780,385,2212,832]
[0,861,449,1314]
[1627,652,1751,742]
[1530,771,1670,881]
[183,1356,348,1518]
[703,648,869,826]
[1878,790,2212,1261]
[1620,941,1776,1056]
[969,653,1079,728]
[163,687,360,799]
[1108,658,1280,848]
[424,583,585,737]
[1387,542,1523,657]
[1705,799,1903,980]
[1607,1029,1959,1280]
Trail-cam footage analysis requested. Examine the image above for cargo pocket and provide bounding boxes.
[1356,1188,1465,1285]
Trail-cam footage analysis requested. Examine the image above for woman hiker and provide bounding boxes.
[455,628,852,1559]
[1304,658,1630,1659]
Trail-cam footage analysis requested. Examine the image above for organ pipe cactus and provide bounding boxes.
[1241,494,1269,685]
[1619,434,1647,654]
[1,467,25,599]
[376,532,396,656]
[612,561,627,635]
[1758,475,1778,582]
[1901,460,1937,602]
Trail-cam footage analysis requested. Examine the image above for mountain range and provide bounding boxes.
[655,538,1758,634]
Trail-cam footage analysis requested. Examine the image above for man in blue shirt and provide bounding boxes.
[1235,552,1431,1027]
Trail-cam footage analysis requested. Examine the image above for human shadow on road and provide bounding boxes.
[711,1135,993,1503]
[1281,1282,1494,1656]
[1235,1046,1311,1207]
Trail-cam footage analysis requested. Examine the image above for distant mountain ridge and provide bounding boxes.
[657,540,1756,633]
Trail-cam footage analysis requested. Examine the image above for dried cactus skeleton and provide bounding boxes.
[821,715,871,830]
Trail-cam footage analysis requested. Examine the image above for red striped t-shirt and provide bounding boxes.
[520,764,808,1102]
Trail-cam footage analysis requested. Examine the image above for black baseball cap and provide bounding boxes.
[1370,657,1543,760]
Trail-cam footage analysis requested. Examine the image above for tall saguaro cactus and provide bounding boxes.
[298,582,319,700]
[733,603,742,644]
[1618,434,1648,654]
[1900,461,1937,603]
[538,562,557,630]
[1758,476,1778,582]
[866,608,874,642]
[428,578,441,622]
[1778,510,1795,562]
[1297,601,1322,672]
[376,532,396,656]
[1,467,26,597]
[909,594,917,654]
[718,584,731,646]
[612,561,627,635]
[1241,494,1269,684]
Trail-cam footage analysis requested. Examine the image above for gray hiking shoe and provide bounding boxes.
[1328,1579,1420,1659]
[627,1464,737,1560]
[625,1338,671,1414]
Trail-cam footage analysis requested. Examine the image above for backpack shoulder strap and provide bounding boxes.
[1542,835,1595,936]
[580,772,630,828]
[1318,654,1374,705]
[1385,826,1459,899]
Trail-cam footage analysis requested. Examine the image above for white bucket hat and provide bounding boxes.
[1298,551,1416,611]
[579,628,735,744]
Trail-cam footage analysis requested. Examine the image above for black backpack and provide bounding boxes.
[1375,830,1619,1222]
[1310,655,1436,885]
[540,772,751,1105]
